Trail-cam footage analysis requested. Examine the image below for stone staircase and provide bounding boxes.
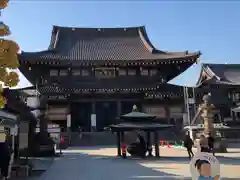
[69,132,117,146]
[66,129,183,147]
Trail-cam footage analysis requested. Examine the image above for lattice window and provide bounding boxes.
[50,70,58,76]
[233,93,240,102]
[81,69,90,76]
[128,69,136,76]
[95,68,115,78]
[72,69,81,76]
[118,69,127,76]
[59,69,68,76]
[140,69,148,76]
[150,69,158,76]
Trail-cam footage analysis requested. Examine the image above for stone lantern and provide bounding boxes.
[198,93,227,152]
[199,93,216,137]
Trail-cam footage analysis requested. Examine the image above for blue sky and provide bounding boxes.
[2,1,240,88]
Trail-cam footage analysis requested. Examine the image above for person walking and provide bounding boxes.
[208,134,215,156]
[184,133,194,159]
[199,135,210,152]
[0,140,12,180]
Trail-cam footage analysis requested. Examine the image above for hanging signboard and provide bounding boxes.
[67,114,71,127]
[169,106,183,118]
[91,114,96,127]
[143,106,166,118]
[19,122,29,150]
[188,98,195,104]
[183,113,188,125]
[10,125,18,136]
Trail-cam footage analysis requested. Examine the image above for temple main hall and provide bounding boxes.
[18,25,200,132]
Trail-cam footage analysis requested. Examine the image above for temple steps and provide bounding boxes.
[67,130,183,147]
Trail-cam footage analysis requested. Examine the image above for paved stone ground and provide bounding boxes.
[10,157,54,180]
[25,146,240,180]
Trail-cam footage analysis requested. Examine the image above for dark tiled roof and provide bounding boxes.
[21,83,159,95]
[110,122,173,131]
[19,26,200,63]
[196,63,240,86]
[2,89,37,121]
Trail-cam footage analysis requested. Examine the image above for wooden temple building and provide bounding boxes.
[0,88,37,158]
[195,63,240,122]
[18,25,201,132]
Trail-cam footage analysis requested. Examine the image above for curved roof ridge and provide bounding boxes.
[137,26,166,54]
[52,25,144,31]
[21,49,54,54]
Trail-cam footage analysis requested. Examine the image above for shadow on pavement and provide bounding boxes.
[23,151,240,180]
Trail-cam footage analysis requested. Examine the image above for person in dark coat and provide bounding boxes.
[0,140,12,180]
[208,134,215,156]
[127,134,147,158]
[184,133,194,159]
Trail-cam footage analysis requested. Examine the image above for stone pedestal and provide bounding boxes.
[214,138,228,153]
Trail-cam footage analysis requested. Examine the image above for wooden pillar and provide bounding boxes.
[92,101,96,114]
[164,105,170,124]
[232,111,236,121]
[117,100,121,116]
[120,131,125,144]
[154,131,159,157]
[117,132,121,156]
[146,131,152,156]
[39,96,48,135]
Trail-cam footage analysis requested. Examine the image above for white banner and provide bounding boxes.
[27,97,40,108]
[91,114,96,127]
[67,114,71,127]
[10,125,18,135]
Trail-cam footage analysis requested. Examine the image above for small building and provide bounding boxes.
[196,63,240,122]
[0,88,37,158]
[18,25,200,131]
